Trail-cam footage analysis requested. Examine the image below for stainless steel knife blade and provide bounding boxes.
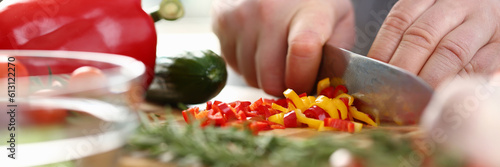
[317,44,433,125]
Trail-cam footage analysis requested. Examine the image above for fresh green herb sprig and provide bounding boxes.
[126,110,463,167]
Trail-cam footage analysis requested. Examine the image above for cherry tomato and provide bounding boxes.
[26,107,68,125]
[67,66,107,93]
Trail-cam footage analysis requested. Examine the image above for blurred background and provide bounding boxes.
[142,0,249,87]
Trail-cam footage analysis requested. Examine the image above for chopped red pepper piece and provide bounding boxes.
[339,97,349,108]
[298,92,308,98]
[217,102,238,121]
[249,121,272,134]
[274,98,289,108]
[320,86,335,98]
[262,98,276,106]
[270,124,286,129]
[324,118,355,133]
[206,101,213,111]
[303,105,330,121]
[245,110,260,118]
[228,101,238,107]
[256,105,273,118]
[333,85,348,97]
[249,98,264,111]
[182,110,194,123]
[303,109,317,119]
[212,101,223,111]
[207,109,226,126]
[181,107,199,123]
[283,110,298,128]
[237,110,247,121]
[231,101,251,115]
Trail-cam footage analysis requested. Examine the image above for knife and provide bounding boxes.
[317,44,433,125]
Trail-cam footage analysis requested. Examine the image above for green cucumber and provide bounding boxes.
[146,50,227,104]
[158,0,184,21]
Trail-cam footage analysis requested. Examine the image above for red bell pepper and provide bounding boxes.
[0,0,157,88]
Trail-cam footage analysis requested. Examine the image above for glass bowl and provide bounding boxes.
[0,50,145,167]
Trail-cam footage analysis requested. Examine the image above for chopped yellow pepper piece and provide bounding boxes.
[272,103,289,113]
[195,110,208,120]
[268,113,285,125]
[283,89,305,110]
[335,93,354,106]
[318,122,336,131]
[349,106,377,127]
[301,96,311,107]
[353,122,363,132]
[332,98,348,120]
[316,77,330,94]
[307,96,316,105]
[295,109,322,129]
[287,102,296,111]
[314,95,339,119]
[347,111,354,121]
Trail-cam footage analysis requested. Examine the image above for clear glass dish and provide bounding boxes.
[0,50,145,167]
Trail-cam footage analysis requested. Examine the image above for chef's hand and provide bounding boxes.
[368,0,500,88]
[212,0,355,96]
[420,70,500,166]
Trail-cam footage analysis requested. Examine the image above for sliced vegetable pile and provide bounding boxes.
[182,78,377,134]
